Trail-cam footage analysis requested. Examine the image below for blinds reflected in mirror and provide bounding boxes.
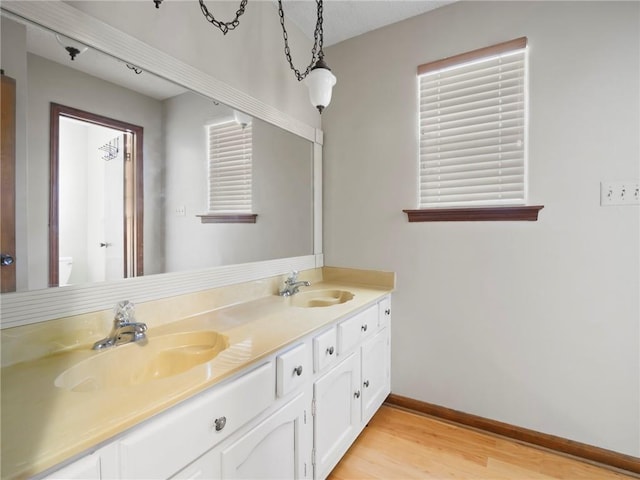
[207,120,253,214]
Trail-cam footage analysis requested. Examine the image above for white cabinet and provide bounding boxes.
[44,454,102,480]
[313,352,361,480]
[361,327,390,424]
[313,297,391,479]
[174,390,311,480]
[220,390,311,479]
[43,443,119,480]
[171,449,220,480]
[378,296,391,329]
[312,327,337,373]
[337,305,377,354]
[119,362,275,479]
[277,342,311,398]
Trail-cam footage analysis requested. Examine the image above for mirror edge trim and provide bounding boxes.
[1,254,321,329]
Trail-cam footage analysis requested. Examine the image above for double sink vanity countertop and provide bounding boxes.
[1,276,393,480]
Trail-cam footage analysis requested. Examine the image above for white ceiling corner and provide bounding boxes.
[278,0,457,47]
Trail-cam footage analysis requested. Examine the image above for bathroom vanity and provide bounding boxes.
[1,268,393,480]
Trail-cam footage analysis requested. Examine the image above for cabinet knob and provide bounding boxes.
[361,324,368,332]
[293,365,303,376]
[214,416,227,432]
[385,308,391,315]
[326,346,334,355]
[354,390,361,399]
[1,254,14,266]
[363,380,370,388]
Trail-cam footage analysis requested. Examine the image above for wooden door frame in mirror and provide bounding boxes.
[49,103,144,287]
[0,0,324,329]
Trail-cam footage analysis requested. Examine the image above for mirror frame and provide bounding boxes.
[0,0,324,329]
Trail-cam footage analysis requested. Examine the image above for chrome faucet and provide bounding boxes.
[279,271,311,297]
[92,300,148,350]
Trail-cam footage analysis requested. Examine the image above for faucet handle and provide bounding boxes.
[286,271,299,284]
[114,300,135,325]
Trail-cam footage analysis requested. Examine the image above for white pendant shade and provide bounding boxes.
[305,66,337,113]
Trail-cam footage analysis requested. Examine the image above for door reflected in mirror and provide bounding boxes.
[1,13,314,293]
[53,104,143,287]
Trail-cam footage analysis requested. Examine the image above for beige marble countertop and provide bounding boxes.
[1,273,393,480]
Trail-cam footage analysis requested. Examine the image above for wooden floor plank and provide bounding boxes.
[327,406,636,480]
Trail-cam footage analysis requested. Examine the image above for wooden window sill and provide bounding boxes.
[197,214,258,224]
[403,205,544,222]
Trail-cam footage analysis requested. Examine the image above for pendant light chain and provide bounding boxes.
[199,0,248,35]
[278,0,324,81]
[154,0,334,112]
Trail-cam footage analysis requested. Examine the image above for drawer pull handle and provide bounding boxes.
[363,380,370,388]
[361,324,368,332]
[293,365,303,376]
[385,308,391,315]
[354,390,361,399]
[214,416,227,432]
[326,346,334,355]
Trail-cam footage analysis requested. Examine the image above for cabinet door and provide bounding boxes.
[44,454,101,480]
[313,352,361,480]
[361,327,390,424]
[171,447,220,480]
[220,391,310,479]
[43,442,118,480]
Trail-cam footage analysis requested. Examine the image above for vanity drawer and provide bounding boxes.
[378,296,391,329]
[337,305,377,354]
[119,361,275,479]
[313,327,337,372]
[276,343,310,397]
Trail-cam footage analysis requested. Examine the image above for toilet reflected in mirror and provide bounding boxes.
[58,256,73,286]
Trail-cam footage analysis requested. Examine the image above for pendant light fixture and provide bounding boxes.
[153,0,336,113]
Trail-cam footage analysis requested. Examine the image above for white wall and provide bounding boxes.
[323,1,639,457]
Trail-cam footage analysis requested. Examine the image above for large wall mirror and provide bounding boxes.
[0,1,322,328]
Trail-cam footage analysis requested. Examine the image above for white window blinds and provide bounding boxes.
[418,37,528,207]
[207,120,252,213]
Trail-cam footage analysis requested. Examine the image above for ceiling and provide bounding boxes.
[280,0,456,47]
[25,23,188,100]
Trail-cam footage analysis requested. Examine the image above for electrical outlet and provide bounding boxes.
[600,181,640,206]
[175,206,186,216]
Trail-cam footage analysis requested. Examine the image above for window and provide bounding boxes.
[405,37,542,221]
[199,120,257,223]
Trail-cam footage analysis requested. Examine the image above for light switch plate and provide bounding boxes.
[600,181,640,206]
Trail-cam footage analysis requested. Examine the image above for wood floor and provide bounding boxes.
[328,405,637,480]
